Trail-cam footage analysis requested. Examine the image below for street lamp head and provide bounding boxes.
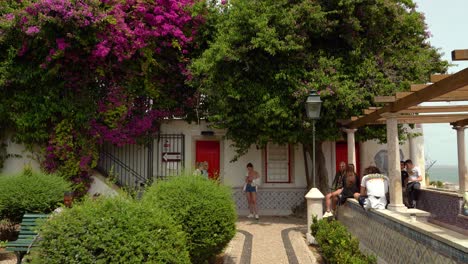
[305,90,322,120]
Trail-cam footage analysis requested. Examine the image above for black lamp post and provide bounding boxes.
[305,90,322,188]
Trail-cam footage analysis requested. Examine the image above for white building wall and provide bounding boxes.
[358,125,425,179]
[322,141,336,188]
[88,171,119,197]
[159,120,310,188]
[1,136,41,175]
[360,138,413,176]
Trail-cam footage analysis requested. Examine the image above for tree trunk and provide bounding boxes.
[315,142,329,194]
[303,144,311,188]
[303,141,329,194]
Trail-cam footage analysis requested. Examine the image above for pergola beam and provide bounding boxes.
[430,74,451,83]
[363,105,468,115]
[348,67,468,128]
[353,114,468,124]
[374,96,396,103]
[451,118,468,127]
[410,84,429,91]
[452,49,468,61]
[401,68,468,106]
[397,91,468,101]
[391,115,468,124]
[411,84,468,92]
[406,105,468,113]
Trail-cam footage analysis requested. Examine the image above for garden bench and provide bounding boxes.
[5,213,49,264]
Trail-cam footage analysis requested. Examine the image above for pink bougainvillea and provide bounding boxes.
[7,0,203,194]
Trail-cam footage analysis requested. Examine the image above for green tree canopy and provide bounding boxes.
[191,0,448,190]
[191,0,448,158]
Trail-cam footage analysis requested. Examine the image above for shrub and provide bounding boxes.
[0,170,70,221]
[143,175,237,263]
[429,180,444,188]
[32,196,190,264]
[311,217,377,264]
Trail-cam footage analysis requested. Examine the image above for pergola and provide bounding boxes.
[340,49,468,212]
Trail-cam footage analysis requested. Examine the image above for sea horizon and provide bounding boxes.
[426,165,458,184]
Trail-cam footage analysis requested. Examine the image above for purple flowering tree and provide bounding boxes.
[0,0,204,195]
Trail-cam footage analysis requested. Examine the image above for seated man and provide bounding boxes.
[405,159,422,208]
[400,160,409,206]
[323,163,355,217]
[354,166,389,210]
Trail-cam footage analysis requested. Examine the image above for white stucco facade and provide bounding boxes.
[159,119,313,188]
[1,120,426,215]
[1,135,41,175]
[157,120,425,215]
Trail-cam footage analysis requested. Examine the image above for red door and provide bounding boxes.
[196,141,220,179]
[335,142,360,175]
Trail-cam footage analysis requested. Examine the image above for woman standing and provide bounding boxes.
[245,163,260,219]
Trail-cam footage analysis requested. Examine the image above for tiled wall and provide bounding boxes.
[337,202,467,264]
[416,189,468,230]
[232,187,306,213]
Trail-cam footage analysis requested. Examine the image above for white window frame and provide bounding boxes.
[264,143,291,183]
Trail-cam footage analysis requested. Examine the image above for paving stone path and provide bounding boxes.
[223,216,319,264]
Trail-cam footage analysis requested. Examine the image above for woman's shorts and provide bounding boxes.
[245,184,257,192]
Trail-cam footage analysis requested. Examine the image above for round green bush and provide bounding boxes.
[0,170,70,221]
[143,175,237,263]
[33,196,190,264]
[311,217,377,264]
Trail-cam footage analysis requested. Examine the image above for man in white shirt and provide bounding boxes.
[405,159,422,208]
[355,166,389,210]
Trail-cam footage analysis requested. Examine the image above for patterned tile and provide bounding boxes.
[336,203,465,264]
[418,189,467,230]
[232,188,307,211]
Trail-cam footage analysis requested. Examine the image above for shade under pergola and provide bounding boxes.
[338,49,468,212]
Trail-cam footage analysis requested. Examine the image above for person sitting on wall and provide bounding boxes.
[405,159,422,208]
[331,161,347,191]
[323,162,346,217]
[337,165,360,206]
[401,160,409,206]
[354,166,389,210]
[324,164,356,218]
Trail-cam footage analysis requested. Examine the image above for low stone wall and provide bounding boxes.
[336,200,468,264]
[416,188,468,231]
[232,187,307,216]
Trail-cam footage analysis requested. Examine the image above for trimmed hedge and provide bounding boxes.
[0,170,70,221]
[143,175,237,263]
[32,196,190,264]
[311,217,377,264]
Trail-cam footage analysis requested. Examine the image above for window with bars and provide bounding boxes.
[265,143,291,183]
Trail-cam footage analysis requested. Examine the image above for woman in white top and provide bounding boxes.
[245,163,260,219]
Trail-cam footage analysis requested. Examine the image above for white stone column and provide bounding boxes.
[344,128,357,166]
[454,126,467,194]
[384,113,406,211]
[408,124,426,186]
[305,188,324,244]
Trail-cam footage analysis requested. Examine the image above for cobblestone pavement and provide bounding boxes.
[223,216,319,264]
[0,252,15,264]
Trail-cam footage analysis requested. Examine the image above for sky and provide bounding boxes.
[413,0,468,166]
